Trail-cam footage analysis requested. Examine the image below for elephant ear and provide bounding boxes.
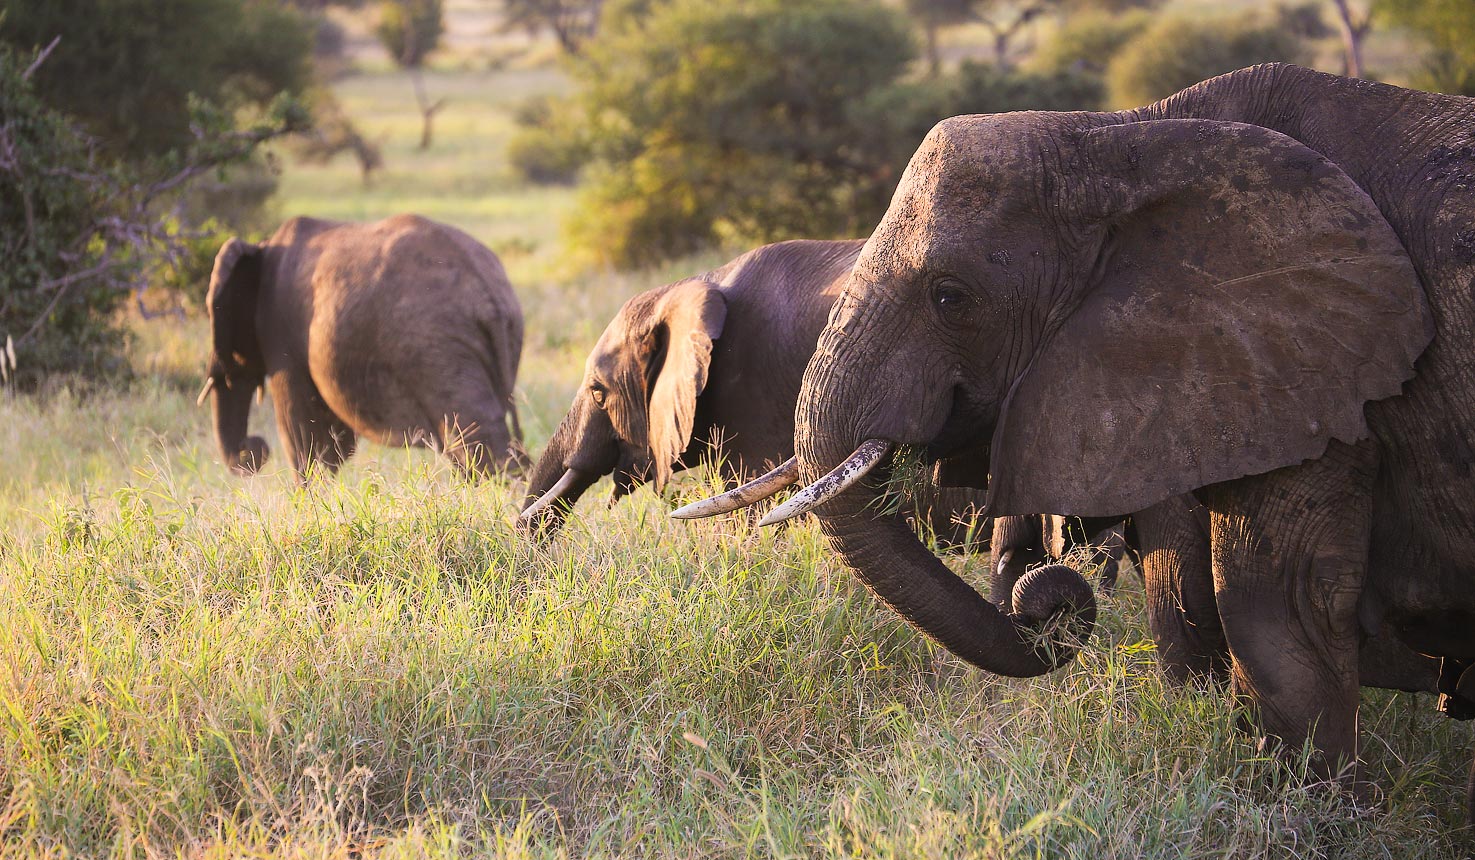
[646,279,727,490]
[206,238,265,379]
[986,119,1432,517]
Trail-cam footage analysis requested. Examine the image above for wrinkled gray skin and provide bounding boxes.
[205,215,526,481]
[1130,494,1439,695]
[521,239,985,540]
[785,63,1474,785]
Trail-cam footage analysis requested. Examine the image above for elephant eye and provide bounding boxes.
[589,383,608,407]
[931,280,977,323]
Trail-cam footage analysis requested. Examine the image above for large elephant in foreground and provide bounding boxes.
[683,64,1475,785]
[203,215,526,480]
[519,239,985,542]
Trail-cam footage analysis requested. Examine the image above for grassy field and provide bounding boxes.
[2,35,1473,860]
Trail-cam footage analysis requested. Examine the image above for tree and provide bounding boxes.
[376,0,446,149]
[1377,0,1475,94]
[905,0,977,75]
[1328,0,1372,77]
[566,0,918,267]
[0,0,312,165]
[501,0,606,54]
[0,45,306,386]
[1105,11,1308,108]
[1027,8,1152,75]
[974,0,1055,71]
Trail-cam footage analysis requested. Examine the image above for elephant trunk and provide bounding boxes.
[795,356,1095,678]
[212,376,269,476]
[517,405,608,538]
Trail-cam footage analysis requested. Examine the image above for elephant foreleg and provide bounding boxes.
[1208,439,1377,785]
[990,515,1047,610]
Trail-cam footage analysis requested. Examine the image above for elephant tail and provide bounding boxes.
[507,392,524,444]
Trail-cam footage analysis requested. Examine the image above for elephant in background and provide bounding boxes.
[519,239,985,542]
[202,214,526,481]
[687,64,1475,790]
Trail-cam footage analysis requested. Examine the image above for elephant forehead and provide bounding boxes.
[862,115,1051,274]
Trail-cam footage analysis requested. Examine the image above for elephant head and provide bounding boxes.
[203,238,271,476]
[683,115,1430,678]
[520,277,727,534]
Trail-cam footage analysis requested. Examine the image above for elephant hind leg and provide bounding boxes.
[270,371,358,482]
[1208,439,1377,785]
[1137,494,1229,684]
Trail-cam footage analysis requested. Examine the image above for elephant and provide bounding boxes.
[519,239,987,542]
[680,63,1475,790]
[201,214,526,481]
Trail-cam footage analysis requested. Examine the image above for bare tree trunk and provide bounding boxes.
[1330,0,1369,79]
[925,19,941,77]
[409,68,446,151]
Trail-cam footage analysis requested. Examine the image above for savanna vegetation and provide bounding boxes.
[4,0,1475,855]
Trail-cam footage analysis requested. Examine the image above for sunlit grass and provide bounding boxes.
[3,60,1472,857]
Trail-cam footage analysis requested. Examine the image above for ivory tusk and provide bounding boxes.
[519,468,581,521]
[758,438,893,527]
[195,377,215,407]
[669,457,799,519]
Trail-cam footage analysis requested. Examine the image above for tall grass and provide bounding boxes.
[2,63,1471,857]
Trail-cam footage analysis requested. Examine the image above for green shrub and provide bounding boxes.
[506,95,592,185]
[1377,0,1475,95]
[566,0,917,268]
[1,0,313,164]
[0,47,132,386]
[375,0,444,67]
[1029,9,1154,76]
[1105,12,1307,108]
[952,60,1107,112]
[857,64,1105,178]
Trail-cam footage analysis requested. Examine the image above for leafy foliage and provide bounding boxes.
[506,95,591,185]
[0,47,130,384]
[501,0,605,54]
[1105,11,1308,108]
[566,0,918,267]
[0,0,313,164]
[1377,0,1475,94]
[375,0,444,67]
[0,44,307,387]
[1028,8,1153,75]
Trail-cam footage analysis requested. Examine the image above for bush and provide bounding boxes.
[857,63,1105,175]
[1378,0,1475,95]
[0,48,133,386]
[566,0,917,268]
[1105,12,1308,108]
[1,0,313,164]
[1028,9,1154,76]
[375,0,444,67]
[506,96,592,185]
[952,60,1107,112]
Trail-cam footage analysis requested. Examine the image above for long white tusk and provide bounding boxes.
[519,468,581,520]
[669,457,799,520]
[195,377,215,407]
[758,439,893,527]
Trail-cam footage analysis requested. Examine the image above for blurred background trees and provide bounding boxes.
[1,0,1471,387]
[376,0,447,148]
[0,0,313,386]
